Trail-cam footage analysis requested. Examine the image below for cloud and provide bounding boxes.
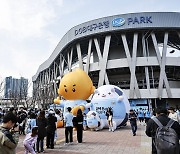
[0,0,63,39]
[0,0,64,79]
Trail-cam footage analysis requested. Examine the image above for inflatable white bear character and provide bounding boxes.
[86,85,130,131]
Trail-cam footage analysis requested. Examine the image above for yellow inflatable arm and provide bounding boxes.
[71,105,85,116]
[53,96,61,104]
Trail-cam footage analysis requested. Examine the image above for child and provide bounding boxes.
[23,126,38,154]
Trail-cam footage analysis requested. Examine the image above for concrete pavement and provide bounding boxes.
[16,122,151,154]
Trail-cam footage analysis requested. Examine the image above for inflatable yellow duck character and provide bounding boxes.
[54,68,95,116]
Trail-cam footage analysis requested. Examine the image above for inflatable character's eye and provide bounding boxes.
[65,89,67,92]
[108,92,111,95]
[72,84,76,92]
[98,93,100,95]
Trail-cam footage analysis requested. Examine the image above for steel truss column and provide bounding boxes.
[130,33,139,98]
[44,70,48,87]
[142,34,150,90]
[121,33,141,99]
[94,36,111,87]
[59,54,65,78]
[47,69,50,101]
[42,71,45,87]
[49,68,54,99]
[67,48,73,72]
[94,37,110,86]
[76,44,83,69]
[39,73,42,91]
[48,68,51,85]
[53,62,58,97]
[85,39,92,73]
[53,62,57,81]
[45,70,49,102]
[38,73,43,106]
[177,32,180,40]
[151,32,172,98]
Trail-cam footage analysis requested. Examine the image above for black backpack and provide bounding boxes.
[152,117,179,154]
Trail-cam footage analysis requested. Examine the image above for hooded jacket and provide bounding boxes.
[0,125,19,154]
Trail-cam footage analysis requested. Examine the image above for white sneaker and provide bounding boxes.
[69,142,73,145]
[64,143,68,146]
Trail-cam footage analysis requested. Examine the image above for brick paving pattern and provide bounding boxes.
[16,123,151,154]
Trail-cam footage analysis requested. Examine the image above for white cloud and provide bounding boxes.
[0,0,63,38]
[0,1,12,30]
[0,0,64,79]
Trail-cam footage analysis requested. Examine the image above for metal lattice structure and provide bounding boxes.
[32,12,180,107]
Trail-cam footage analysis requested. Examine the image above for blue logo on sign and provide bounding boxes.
[112,17,125,27]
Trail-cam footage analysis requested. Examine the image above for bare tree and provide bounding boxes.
[31,80,57,109]
[20,79,36,109]
[8,90,20,108]
[32,81,42,108]
[38,84,55,109]
[0,77,4,97]
[4,78,34,109]
[0,77,5,107]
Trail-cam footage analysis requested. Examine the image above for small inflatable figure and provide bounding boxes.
[54,68,95,116]
[86,85,130,131]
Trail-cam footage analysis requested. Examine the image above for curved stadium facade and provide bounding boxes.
[33,12,180,109]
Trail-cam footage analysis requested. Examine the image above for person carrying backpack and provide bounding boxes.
[145,107,180,154]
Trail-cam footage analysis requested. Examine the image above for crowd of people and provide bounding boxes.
[0,106,180,154]
[0,106,86,154]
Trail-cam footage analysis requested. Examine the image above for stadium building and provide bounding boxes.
[32,12,180,109]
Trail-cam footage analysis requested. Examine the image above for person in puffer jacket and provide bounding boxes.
[0,112,19,154]
[23,126,38,154]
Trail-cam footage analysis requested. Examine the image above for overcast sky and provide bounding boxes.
[0,0,180,82]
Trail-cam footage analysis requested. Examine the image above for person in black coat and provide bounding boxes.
[36,110,47,153]
[73,109,83,143]
[145,107,180,154]
[17,108,27,135]
[46,111,57,149]
[129,109,137,136]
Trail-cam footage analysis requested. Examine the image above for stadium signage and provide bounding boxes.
[112,17,125,27]
[75,16,152,36]
[75,21,109,36]
[128,16,152,25]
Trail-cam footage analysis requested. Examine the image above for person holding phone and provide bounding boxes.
[129,109,137,136]
[0,112,19,154]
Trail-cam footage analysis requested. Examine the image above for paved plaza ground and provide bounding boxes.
[16,122,151,154]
